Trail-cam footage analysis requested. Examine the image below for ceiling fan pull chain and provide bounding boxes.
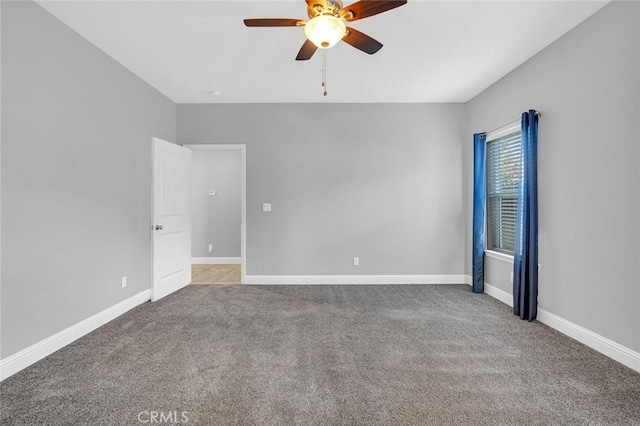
[322,49,328,96]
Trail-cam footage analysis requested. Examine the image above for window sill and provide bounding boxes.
[485,250,514,263]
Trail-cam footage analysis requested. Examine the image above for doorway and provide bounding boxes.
[186,144,246,284]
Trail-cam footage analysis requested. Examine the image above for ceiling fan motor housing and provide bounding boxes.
[307,0,344,18]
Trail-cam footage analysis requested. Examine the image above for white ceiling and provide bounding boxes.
[36,0,609,103]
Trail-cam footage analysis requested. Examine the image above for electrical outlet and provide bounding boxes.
[353,257,359,266]
[208,190,216,196]
[262,203,272,212]
[121,276,127,288]
[208,244,213,253]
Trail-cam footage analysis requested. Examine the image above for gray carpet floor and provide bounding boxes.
[1,285,639,425]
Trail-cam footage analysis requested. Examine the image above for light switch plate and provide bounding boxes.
[263,203,272,212]
[209,190,216,196]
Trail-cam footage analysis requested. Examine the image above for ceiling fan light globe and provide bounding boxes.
[304,15,346,49]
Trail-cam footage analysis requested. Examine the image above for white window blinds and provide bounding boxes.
[486,131,521,254]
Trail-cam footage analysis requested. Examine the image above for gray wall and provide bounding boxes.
[191,149,241,258]
[178,104,467,276]
[465,1,640,352]
[1,1,176,358]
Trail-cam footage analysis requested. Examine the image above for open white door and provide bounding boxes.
[152,138,192,301]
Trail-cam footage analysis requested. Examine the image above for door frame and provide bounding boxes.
[184,144,247,284]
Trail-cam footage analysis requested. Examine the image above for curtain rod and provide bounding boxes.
[484,110,541,138]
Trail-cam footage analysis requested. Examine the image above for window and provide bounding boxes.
[486,129,521,254]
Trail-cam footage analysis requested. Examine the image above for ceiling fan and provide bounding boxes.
[244,0,407,61]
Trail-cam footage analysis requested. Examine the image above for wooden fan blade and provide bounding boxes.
[340,1,407,22]
[342,27,383,54]
[296,39,318,61]
[244,18,306,27]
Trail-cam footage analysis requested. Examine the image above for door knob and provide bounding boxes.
[155,225,163,231]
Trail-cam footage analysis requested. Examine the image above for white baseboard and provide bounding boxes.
[478,282,640,373]
[192,257,241,265]
[483,282,513,306]
[536,308,640,373]
[0,289,151,381]
[244,275,469,285]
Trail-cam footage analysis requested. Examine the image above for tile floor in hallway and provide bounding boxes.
[191,264,241,284]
